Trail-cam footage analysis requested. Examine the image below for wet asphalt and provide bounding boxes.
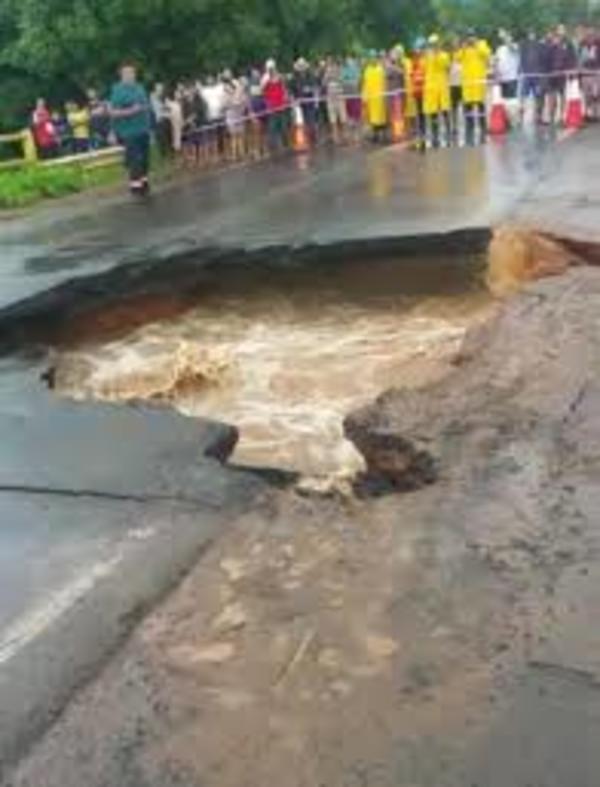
[0,130,556,313]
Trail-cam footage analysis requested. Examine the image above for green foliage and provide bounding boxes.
[0,0,595,129]
[0,162,122,208]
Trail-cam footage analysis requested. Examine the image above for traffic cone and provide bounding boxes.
[565,78,584,130]
[488,84,508,135]
[390,94,405,142]
[292,104,309,153]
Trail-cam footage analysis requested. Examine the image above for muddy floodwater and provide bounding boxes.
[51,254,493,475]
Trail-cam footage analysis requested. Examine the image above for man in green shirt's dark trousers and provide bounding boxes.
[110,63,152,195]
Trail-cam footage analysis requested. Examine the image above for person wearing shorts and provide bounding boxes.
[323,57,347,144]
[495,31,520,100]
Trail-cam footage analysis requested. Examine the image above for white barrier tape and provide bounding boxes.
[180,66,597,138]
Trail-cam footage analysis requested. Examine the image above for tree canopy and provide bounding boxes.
[0,0,596,128]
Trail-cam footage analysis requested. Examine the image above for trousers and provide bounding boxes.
[123,132,150,181]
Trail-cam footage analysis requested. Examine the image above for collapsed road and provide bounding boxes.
[1,128,599,786]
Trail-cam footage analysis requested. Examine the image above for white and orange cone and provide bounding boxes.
[292,104,310,153]
[488,84,509,136]
[565,77,584,130]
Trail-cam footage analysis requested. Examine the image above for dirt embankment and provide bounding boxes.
[346,227,598,494]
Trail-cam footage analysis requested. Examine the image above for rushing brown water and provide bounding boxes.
[51,255,493,475]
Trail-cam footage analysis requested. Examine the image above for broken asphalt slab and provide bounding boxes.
[0,134,554,316]
[0,360,270,774]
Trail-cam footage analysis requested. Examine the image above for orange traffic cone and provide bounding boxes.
[488,84,508,135]
[565,77,584,130]
[292,104,310,153]
[390,94,405,142]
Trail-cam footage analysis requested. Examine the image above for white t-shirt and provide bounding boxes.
[495,44,520,83]
[201,83,226,121]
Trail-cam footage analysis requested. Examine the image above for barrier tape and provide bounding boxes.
[180,66,598,139]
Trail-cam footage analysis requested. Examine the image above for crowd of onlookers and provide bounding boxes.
[29,23,600,162]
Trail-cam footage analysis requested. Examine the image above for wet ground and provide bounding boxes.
[0,132,555,313]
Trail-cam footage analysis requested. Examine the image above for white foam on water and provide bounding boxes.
[52,274,491,475]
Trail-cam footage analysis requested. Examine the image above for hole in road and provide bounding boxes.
[46,253,493,477]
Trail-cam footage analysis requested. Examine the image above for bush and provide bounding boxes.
[0,162,121,208]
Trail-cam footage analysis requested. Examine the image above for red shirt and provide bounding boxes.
[32,108,57,149]
[262,77,289,110]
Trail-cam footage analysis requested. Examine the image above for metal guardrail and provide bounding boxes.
[0,129,37,165]
[0,128,123,171]
[41,146,123,170]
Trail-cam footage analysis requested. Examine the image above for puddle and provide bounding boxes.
[49,254,493,475]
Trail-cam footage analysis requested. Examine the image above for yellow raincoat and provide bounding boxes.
[361,62,387,127]
[457,40,491,104]
[423,50,451,115]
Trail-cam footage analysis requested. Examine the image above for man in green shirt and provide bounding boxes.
[110,63,152,195]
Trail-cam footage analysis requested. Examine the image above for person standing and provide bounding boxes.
[341,55,362,142]
[223,71,248,161]
[385,48,405,141]
[201,75,227,165]
[290,58,320,143]
[457,31,491,144]
[361,51,387,142]
[323,56,347,144]
[519,31,546,124]
[66,101,91,154]
[261,59,290,152]
[150,82,172,157]
[423,34,451,147]
[495,30,521,126]
[31,98,59,159]
[166,88,184,157]
[405,40,427,148]
[110,62,152,196]
[547,26,578,124]
[248,67,268,159]
[580,26,600,120]
[87,89,111,149]
[449,38,464,140]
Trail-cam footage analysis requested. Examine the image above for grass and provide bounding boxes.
[0,161,123,209]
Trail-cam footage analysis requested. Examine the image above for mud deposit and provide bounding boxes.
[48,254,492,476]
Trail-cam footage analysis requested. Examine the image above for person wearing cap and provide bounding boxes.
[361,50,387,142]
[456,31,491,143]
[405,39,427,147]
[423,34,451,147]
